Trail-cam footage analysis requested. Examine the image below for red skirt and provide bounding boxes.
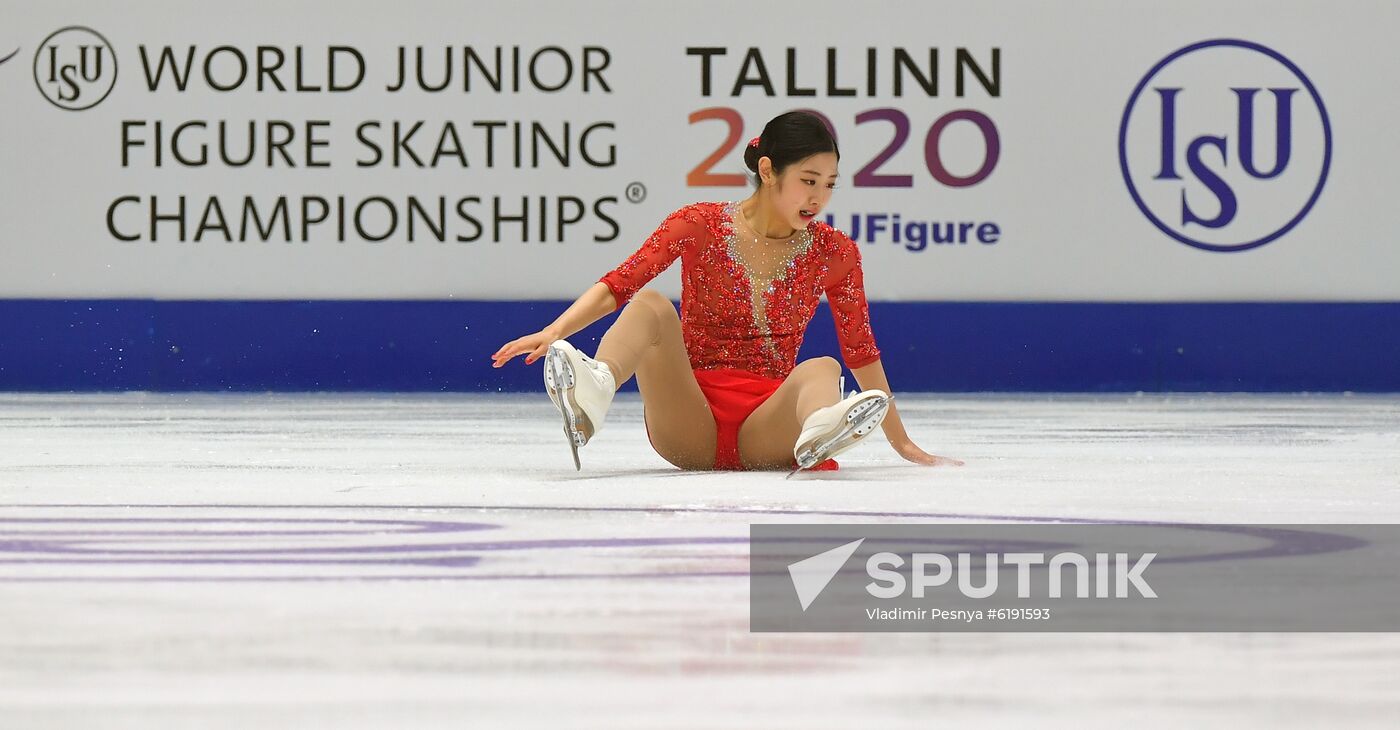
[647,368,839,472]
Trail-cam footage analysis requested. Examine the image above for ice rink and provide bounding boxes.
[2,392,1399,728]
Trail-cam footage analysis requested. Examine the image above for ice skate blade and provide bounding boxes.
[545,344,590,470]
[788,395,893,478]
[563,420,580,470]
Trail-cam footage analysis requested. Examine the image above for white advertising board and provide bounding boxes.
[1,0,1396,301]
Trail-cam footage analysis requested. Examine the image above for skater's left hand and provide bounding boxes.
[892,439,964,467]
[846,360,965,467]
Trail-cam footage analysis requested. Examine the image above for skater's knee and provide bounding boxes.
[796,356,842,379]
[630,288,678,321]
[631,288,671,311]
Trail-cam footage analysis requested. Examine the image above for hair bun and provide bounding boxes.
[741,111,839,188]
[743,141,762,173]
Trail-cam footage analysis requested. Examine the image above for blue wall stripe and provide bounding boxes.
[0,300,1396,392]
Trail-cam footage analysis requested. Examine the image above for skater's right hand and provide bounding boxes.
[492,329,559,368]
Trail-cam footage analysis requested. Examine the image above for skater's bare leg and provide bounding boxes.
[595,289,716,469]
[594,288,662,387]
[736,356,843,469]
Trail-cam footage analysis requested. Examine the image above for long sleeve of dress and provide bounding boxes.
[598,205,707,309]
[823,233,882,370]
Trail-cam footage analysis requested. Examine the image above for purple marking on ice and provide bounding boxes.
[0,570,756,583]
[0,516,497,535]
[3,555,483,568]
[0,503,1370,582]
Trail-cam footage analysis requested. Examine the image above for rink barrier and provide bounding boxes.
[0,299,1397,392]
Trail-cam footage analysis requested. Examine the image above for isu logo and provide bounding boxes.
[1119,39,1331,253]
[33,26,117,111]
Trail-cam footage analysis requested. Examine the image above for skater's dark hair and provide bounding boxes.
[743,111,840,188]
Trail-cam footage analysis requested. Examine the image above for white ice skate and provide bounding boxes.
[787,389,892,478]
[543,339,616,470]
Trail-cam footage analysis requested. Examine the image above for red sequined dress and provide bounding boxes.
[599,201,881,380]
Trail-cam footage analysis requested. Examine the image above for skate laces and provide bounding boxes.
[580,354,615,391]
[586,356,612,379]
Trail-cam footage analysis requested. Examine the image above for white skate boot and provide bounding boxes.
[543,339,616,470]
[787,389,892,478]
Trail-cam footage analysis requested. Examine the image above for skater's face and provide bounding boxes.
[762,152,838,233]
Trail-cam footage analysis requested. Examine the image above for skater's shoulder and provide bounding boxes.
[809,218,860,253]
[657,201,730,230]
[672,200,729,219]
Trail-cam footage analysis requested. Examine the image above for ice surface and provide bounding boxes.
[2,392,1398,728]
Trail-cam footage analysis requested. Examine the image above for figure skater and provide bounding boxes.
[491,111,963,475]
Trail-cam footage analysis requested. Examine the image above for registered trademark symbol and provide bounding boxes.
[624,182,647,204]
